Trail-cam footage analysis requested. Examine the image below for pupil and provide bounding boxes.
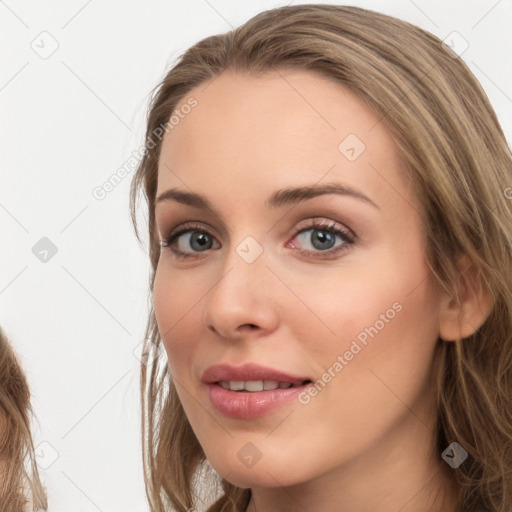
[312,230,334,250]
[191,232,211,251]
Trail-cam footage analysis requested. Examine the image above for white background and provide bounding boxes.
[1,1,511,511]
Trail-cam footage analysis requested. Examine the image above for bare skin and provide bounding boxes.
[153,69,490,512]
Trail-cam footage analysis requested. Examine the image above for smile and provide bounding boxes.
[217,380,310,392]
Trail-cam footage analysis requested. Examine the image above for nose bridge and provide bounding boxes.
[216,217,269,278]
[203,232,278,337]
[210,232,268,307]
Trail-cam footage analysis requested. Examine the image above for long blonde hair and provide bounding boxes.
[0,326,47,511]
[130,4,512,511]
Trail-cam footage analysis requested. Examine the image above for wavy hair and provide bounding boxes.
[0,326,47,511]
[130,4,512,511]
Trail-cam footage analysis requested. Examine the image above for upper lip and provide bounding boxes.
[201,363,311,384]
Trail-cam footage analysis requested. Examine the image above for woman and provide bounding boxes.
[130,4,512,511]
[0,326,47,511]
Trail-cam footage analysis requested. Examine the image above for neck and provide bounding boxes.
[245,462,459,512]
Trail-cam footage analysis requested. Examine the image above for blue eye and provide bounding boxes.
[291,221,354,257]
[160,220,355,260]
[164,229,218,255]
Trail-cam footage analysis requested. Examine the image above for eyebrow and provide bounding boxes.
[155,182,380,214]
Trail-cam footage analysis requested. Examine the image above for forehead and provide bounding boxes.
[156,69,410,213]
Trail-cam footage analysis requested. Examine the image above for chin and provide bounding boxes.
[206,449,310,489]
[221,468,294,489]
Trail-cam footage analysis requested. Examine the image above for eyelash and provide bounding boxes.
[159,219,355,260]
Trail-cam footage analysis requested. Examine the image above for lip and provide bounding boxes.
[201,363,311,384]
[202,363,313,419]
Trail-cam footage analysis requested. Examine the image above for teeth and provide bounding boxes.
[218,380,302,392]
[263,380,279,390]
[245,380,264,392]
[230,381,245,391]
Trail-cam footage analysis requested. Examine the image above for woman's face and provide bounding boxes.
[153,69,445,494]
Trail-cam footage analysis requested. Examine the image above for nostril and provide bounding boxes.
[240,324,258,330]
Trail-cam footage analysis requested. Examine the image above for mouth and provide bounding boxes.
[202,363,314,418]
[206,378,314,419]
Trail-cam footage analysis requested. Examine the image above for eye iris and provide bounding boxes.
[311,229,335,250]
[190,232,212,251]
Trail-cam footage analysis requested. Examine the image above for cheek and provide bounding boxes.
[153,264,204,373]
[294,248,440,374]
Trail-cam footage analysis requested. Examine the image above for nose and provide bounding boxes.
[203,251,279,341]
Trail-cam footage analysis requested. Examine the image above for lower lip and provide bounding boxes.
[207,383,311,419]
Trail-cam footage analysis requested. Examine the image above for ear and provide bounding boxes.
[438,254,494,342]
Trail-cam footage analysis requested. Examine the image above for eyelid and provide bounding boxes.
[293,217,355,240]
[164,220,218,242]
